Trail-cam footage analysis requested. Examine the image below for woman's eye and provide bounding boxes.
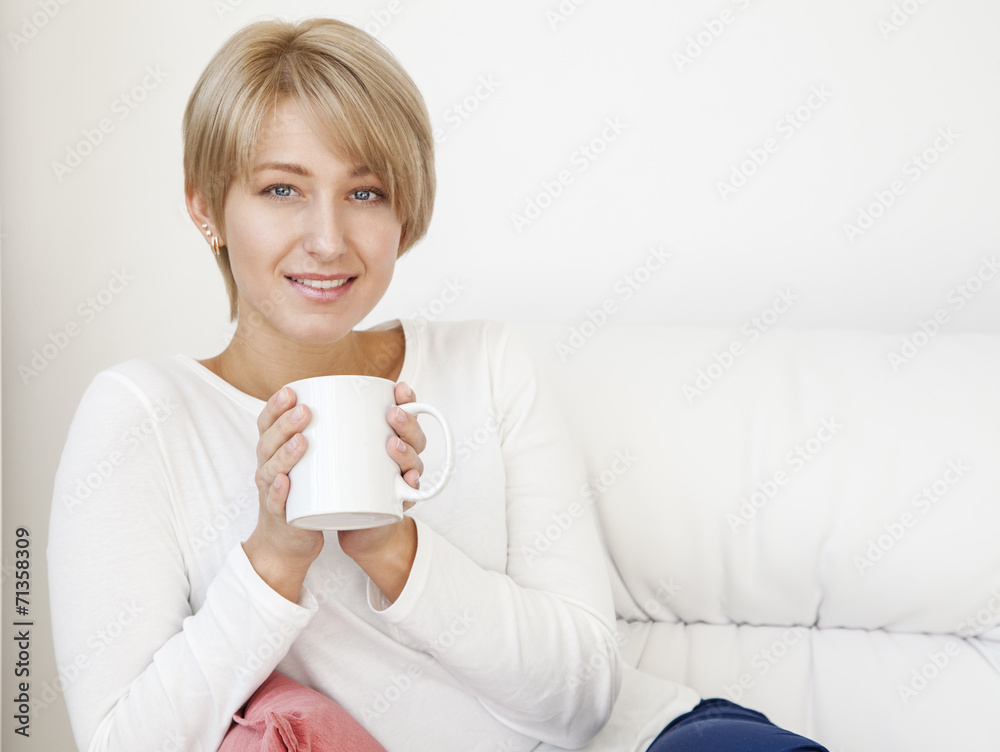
[261,184,297,201]
[351,187,386,203]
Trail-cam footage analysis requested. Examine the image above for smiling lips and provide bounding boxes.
[285,274,356,300]
[287,275,353,290]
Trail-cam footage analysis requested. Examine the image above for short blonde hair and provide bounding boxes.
[183,17,435,320]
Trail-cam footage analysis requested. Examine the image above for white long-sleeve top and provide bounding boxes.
[48,318,698,752]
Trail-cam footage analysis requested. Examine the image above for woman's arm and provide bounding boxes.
[367,323,623,748]
[47,368,317,752]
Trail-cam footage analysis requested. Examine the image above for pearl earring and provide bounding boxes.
[201,223,221,257]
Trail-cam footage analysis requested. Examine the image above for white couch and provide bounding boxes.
[516,324,1000,751]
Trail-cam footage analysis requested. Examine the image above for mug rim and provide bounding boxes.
[283,374,396,390]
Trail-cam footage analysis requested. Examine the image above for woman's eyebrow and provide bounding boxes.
[252,162,373,178]
[254,161,311,176]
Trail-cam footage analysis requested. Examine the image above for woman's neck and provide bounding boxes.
[200,324,405,402]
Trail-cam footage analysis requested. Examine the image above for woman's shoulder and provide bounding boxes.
[84,354,202,394]
[401,317,513,352]
[398,317,548,389]
[76,354,252,419]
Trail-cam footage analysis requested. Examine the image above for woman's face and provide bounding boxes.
[222,98,402,348]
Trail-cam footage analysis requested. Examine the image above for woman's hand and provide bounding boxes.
[338,381,427,602]
[243,385,324,602]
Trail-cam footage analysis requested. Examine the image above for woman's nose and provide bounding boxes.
[301,202,348,261]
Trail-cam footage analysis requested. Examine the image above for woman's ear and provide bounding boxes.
[186,190,215,235]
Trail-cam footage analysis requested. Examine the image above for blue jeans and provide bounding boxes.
[646,699,829,751]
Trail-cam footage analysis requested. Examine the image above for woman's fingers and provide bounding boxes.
[248,388,324,596]
[260,437,307,512]
[255,388,311,496]
[390,382,427,454]
[264,469,290,517]
[387,434,425,487]
[387,382,426,488]
[261,382,426,498]
[256,427,308,500]
[256,386,293,435]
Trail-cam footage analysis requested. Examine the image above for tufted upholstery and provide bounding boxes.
[517,324,1000,751]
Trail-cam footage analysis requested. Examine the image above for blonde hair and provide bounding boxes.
[183,17,435,320]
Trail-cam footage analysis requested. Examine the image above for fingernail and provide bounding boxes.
[272,476,281,489]
[286,435,300,452]
[291,405,305,421]
[395,406,408,423]
[414,476,420,489]
[276,388,288,407]
[407,384,414,398]
[395,437,405,452]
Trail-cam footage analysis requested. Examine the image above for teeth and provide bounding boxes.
[290,277,351,290]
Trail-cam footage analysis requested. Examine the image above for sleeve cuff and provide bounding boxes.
[367,517,433,618]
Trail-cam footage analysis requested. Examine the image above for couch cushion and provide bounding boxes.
[517,324,1000,750]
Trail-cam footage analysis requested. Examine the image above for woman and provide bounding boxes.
[48,17,829,752]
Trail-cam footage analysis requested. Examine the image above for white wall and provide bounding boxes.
[1,0,997,748]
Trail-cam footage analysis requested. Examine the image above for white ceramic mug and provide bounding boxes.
[284,375,455,530]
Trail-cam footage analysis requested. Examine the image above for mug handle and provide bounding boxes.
[394,403,455,502]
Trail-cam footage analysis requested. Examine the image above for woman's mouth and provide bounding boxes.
[287,276,353,290]
[285,275,356,300]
